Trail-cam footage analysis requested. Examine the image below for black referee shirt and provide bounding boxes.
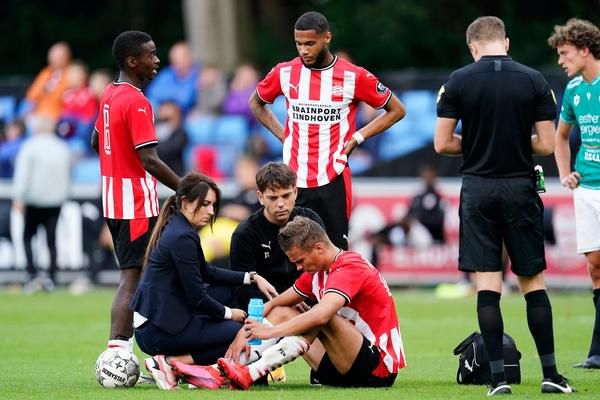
[437,55,556,177]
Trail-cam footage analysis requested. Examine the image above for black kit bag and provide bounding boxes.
[453,331,521,385]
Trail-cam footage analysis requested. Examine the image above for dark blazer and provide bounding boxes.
[131,212,245,335]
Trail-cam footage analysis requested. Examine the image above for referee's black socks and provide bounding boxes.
[477,290,505,386]
[525,289,559,380]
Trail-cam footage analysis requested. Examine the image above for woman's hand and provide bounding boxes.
[230,308,248,322]
[224,327,251,362]
[254,274,278,300]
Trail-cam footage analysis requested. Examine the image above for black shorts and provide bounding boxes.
[105,217,157,269]
[459,175,546,276]
[297,168,351,250]
[309,336,397,387]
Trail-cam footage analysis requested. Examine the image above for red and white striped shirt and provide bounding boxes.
[293,251,406,376]
[95,82,159,220]
[256,56,392,188]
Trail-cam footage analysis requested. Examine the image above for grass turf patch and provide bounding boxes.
[1,288,597,399]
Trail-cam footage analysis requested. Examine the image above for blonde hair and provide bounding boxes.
[278,216,329,252]
[466,16,506,44]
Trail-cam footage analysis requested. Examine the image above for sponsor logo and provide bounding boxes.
[574,94,580,107]
[138,107,147,114]
[289,83,299,93]
[261,241,271,259]
[376,81,387,95]
[587,92,591,101]
[464,359,474,373]
[289,101,343,125]
[331,85,344,96]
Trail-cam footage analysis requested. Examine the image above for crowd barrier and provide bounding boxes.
[0,178,589,288]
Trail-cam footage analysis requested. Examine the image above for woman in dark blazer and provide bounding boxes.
[131,172,276,390]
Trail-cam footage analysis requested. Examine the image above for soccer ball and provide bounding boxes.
[95,348,140,388]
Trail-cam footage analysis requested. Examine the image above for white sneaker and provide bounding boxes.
[541,376,575,394]
[144,355,178,390]
[69,277,93,295]
[136,372,156,385]
[42,278,56,292]
[22,277,44,295]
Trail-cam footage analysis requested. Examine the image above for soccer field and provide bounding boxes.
[1,289,597,399]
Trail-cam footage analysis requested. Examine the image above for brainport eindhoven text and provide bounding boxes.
[291,104,343,123]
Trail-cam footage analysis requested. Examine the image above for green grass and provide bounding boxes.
[1,288,597,399]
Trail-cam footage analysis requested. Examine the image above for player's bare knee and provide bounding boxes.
[266,305,298,324]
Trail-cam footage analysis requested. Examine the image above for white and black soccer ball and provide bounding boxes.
[95,348,140,388]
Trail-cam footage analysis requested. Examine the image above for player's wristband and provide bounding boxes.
[352,131,365,145]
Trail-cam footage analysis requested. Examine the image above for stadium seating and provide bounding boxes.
[212,115,249,175]
[0,96,17,124]
[72,157,100,183]
[184,115,217,145]
[378,119,430,161]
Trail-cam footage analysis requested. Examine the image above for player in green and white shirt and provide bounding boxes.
[549,18,600,370]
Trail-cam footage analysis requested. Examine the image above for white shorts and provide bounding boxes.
[573,186,600,253]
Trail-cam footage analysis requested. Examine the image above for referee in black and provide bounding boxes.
[434,16,574,396]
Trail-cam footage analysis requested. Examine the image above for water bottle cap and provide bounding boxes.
[249,298,263,305]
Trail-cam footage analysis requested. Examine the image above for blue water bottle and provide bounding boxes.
[247,298,264,345]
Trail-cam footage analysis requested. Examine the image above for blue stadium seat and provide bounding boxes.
[72,157,100,184]
[213,116,249,175]
[400,90,437,141]
[378,121,430,161]
[184,115,217,145]
[269,96,288,124]
[0,96,17,124]
[401,90,436,117]
[214,115,249,145]
[255,125,283,157]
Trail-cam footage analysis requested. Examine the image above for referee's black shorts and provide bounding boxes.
[297,168,351,250]
[106,217,157,269]
[458,175,546,277]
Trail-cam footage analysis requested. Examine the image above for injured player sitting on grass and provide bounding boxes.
[171,216,406,389]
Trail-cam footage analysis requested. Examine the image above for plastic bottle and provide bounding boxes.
[247,298,264,345]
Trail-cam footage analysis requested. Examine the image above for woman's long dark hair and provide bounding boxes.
[143,172,221,269]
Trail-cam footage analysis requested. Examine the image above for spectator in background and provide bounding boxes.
[198,156,261,269]
[155,101,187,176]
[0,119,26,178]
[193,64,227,117]
[23,41,72,122]
[223,63,259,125]
[69,198,118,295]
[146,41,200,115]
[409,164,446,243]
[12,117,71,293]
[58,61,98,146]
[223,155,262,219]
[89,69,113,100]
